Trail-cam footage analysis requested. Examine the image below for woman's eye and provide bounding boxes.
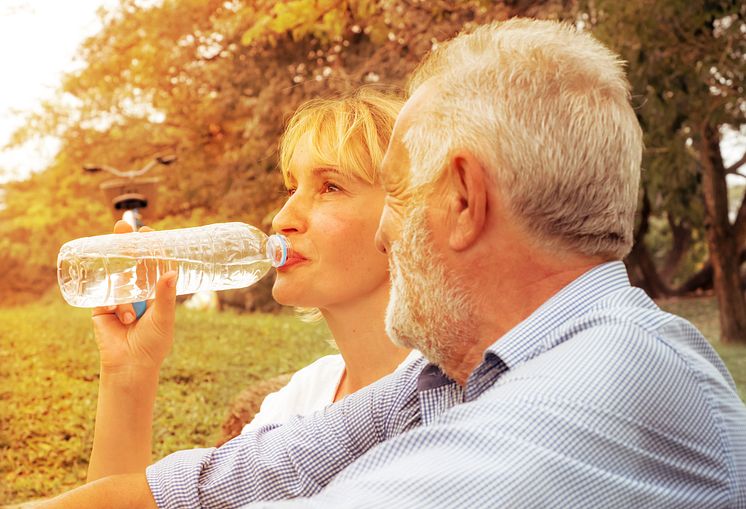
[322,182,341,193]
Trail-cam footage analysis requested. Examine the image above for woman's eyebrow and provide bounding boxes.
[312,167,341,176]
[312,167,352,180]
[283,167,343,185]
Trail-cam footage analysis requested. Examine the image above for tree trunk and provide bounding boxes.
[699,122,746,344]
[626,190,672,298]
[676,249,746,295]
[660,214,692,283]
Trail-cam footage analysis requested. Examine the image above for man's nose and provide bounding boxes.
[375,207,391,254]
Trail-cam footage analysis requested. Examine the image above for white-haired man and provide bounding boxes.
[40,19,745,509]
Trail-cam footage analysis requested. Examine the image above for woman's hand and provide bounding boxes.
[90,220,178,373]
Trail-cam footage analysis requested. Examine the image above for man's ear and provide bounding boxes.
[446,151,488,251]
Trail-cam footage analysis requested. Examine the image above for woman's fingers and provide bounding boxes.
[92,305,118,318]
[92,222,154,325]
[150,271,178,333]
[91,304,136,324]
[114,220,134,234]
[115,303,137,325]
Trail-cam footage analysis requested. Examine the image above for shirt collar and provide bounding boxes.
[485,261,633,370]
[415,261,635,393]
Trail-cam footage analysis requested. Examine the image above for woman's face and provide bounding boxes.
[271,134,390,310]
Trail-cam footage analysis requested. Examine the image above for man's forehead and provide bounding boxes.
[384,82,437,156]
[380,81,439,191]
[380,133,408,188]
[396,80,437,133]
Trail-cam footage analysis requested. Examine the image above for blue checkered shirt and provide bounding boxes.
[146,262,746,508]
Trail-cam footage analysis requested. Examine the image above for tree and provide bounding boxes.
[1,0,560,304]
[583,0,746,342]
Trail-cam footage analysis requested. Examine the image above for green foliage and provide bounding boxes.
[240,0,349,46]
[729,183,746,218]
[580,0,745,286]
[0,295,334,504]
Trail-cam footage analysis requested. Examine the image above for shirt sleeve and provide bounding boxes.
[146,363,422,508]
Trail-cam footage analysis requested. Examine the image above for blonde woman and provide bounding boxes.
[241,90,420,431]
[85,87,418,481]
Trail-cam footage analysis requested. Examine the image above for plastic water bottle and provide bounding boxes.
[57,222,290,307]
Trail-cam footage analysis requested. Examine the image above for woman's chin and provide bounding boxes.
[272,285,310,308]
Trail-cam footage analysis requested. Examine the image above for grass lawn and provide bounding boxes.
[1,295,334,504]
[1,293,744,504]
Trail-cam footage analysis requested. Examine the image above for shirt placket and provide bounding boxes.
[418,383,464,426]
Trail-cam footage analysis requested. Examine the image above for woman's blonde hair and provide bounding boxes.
[278,87,404,322]
[279,86,403,188]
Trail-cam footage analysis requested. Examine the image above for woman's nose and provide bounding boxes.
[272,193,307,235]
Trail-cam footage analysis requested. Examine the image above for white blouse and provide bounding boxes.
[241,350,422,433]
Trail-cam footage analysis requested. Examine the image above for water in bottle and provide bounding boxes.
[57,222,290,307]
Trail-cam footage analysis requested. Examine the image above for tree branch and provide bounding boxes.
[726,151,746,174]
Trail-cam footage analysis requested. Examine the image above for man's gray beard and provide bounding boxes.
[385,201,475,370]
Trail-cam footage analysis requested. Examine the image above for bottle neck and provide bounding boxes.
[266,234,290,267]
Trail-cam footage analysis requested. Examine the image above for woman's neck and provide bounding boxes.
[320,284,411,401]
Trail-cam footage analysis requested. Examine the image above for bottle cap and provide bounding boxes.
[266,234,290,267]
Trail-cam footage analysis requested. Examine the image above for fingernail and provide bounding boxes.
[122,312,134,324]
[168,274,178,288]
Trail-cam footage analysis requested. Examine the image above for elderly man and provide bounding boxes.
[41,18,745,509]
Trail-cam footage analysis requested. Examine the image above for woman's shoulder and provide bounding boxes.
[241,354,344,433]
[272,353,346,400]
[286,354,345,384]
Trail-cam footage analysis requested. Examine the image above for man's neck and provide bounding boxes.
[441,258,605,386]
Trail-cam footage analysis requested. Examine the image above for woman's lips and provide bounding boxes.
[277,254,308,271]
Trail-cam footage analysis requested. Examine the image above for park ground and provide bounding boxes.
[1,294,744,504]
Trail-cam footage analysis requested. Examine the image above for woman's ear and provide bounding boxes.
[446,151,488,251]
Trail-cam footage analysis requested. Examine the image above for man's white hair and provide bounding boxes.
[403,18,643,259]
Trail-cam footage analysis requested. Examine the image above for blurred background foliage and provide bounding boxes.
[0,0,745,339]
[0,0,547,304]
